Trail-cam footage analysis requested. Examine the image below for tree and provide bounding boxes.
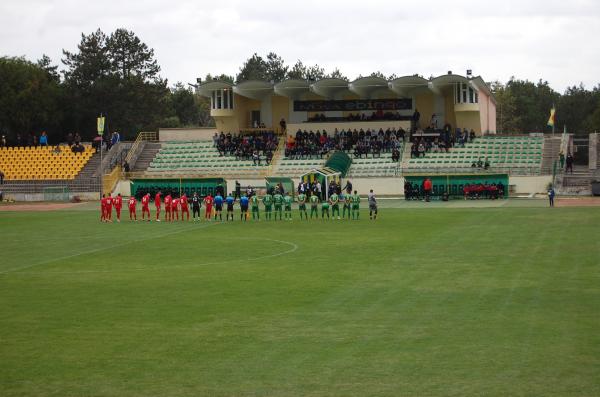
[491,80,519,133]
[557,84,597,134]
[236,53,268,82]
[170,83,201,126]
[61,28,169,139]
[0,57,63,140]
[287,60,307,80]
[62,29,110,86]
[265,52,288,83]
[369,71,386,79]
[36,54,60,83]
[105,28,161,81]
[204,73,234,84]
[325,67,349,81]
[305,64,325,81]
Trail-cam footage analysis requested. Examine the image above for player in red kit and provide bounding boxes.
[141,193,151,221]
[114,193,123,222]
[203,193,213,221]
[105,194,113,222]
[180,193,189,221]
[164,194,172,222]
[154,191,162,221]
[171,196,180,221]
[128,196,137,221]
[100,194,107,222]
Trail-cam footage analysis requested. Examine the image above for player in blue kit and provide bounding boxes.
[214,193,224,221]
[240,194,249,221]
[225,193,235,221]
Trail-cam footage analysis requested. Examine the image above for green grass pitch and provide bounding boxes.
[1,201,599,396]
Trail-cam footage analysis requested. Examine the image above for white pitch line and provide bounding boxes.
[4,237,299,276]
[0,222,221,275]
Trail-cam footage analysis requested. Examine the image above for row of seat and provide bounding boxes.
[148,141,265,175]
[406,136,544,172]
[0,145,94,181]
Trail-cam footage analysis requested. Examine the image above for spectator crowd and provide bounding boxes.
[285,127,406,159]
[214,130,279,165]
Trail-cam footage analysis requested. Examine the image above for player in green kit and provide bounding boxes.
[263,192,273,220]
[297,192,308,220]
[251,194,260,220]
[321,198,330,220]
[329,191,340,219]
[273,192,284,220]
[342,191,352,220]
[309,193,319,219]
[283,192,293,220]
[351,190,361,220]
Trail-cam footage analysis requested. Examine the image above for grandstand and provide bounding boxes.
[404,135,544,175]
[0,145,95,180]
[147,140,271,176]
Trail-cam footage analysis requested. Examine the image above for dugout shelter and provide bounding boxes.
[300,168,342,200]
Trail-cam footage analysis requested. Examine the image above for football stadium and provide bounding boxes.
[2,69,600,396]
[2,1,600,393]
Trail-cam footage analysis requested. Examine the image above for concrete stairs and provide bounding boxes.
[557,165,592,195]
[541,136,562,175]
[131,142,162,172]
[75,152,100,182]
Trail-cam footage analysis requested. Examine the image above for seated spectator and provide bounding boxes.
[392,148,400,162]
[484,158,490,170]
[252,151,261,165]
[71,143,85,153]
[417,142,426,158]
[477,157,483,168]
[52,145,62,154]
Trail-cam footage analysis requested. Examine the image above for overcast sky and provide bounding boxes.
[1,0,598,92]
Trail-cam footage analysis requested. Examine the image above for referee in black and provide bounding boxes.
[191,191,201,221]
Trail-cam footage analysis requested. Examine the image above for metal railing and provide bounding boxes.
[125,131,158,166]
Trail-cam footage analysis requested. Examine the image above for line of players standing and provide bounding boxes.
[100,188,369,222]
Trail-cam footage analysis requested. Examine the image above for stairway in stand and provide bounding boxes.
[70,151,101,192]
[558,165,592,195]
[132,143,162,172]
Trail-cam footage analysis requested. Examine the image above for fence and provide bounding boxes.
[43,186,70,202]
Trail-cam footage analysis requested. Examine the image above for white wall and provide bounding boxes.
[109,175,552,200]
[113,179,132,196]
[159,128,218,142]
[509,175,552,194]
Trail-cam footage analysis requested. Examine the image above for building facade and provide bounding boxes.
[197,72,496,135]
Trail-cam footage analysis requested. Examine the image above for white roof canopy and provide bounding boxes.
[310,78,351,99]
[233,80,274,100]
[273,79,310,99]
[196,73,494,102]
[349,76,391,98]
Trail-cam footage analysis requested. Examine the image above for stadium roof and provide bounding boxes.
[349,76,392,97]
[197,73,495,102]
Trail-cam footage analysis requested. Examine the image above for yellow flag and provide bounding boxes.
[547,108,555,127]
[97,116,106,135]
